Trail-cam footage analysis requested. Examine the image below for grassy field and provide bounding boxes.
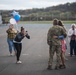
[19,21,76,24]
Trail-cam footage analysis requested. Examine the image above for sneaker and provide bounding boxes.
[16,61,22,64]
[59,64,66,69]
[47,65,52,70]
[55,66,60,70]
[59,65,63,69]
[10,53,13,56]
[63,64,66,69]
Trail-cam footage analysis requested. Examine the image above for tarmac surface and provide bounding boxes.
[0,24,76,75]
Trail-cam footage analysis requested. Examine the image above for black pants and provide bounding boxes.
[14,43,22,61]
[70,40,76,56]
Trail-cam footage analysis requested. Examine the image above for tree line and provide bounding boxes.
[0,2,76,21]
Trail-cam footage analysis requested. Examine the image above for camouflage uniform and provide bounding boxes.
[47,25,67,68]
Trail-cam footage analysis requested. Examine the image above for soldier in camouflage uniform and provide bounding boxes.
[47,19,67,70]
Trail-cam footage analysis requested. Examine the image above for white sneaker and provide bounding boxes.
[10,53,13,56]
[16,61,22,64]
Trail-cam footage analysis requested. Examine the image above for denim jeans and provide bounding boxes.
[7,38,15,53]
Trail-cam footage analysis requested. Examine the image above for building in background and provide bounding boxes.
[0,15,2,24]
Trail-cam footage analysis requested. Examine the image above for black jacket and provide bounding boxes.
[14,33,25,42]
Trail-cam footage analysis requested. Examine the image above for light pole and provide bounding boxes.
[37,13,38,21]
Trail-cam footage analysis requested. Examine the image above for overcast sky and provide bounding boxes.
[0,0,76,10]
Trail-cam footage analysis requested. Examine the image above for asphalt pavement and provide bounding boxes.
[0,24,76,75]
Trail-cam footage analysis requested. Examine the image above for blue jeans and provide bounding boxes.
[7,38,15,53]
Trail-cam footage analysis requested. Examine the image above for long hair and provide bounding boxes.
[58,20,64,27]
[58,20,66,31]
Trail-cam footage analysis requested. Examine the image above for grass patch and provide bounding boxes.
[18,21,76,24]
[19,21,52,24]
[63,21,76,24]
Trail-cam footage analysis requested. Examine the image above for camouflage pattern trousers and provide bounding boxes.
[48,45,61,67]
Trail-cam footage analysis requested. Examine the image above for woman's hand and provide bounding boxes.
[53,35,58,39]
